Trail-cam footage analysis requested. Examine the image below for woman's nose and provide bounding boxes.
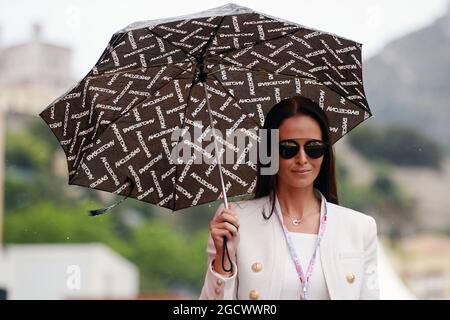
[295,146,308,164]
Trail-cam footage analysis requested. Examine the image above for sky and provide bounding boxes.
[0,0,449,77]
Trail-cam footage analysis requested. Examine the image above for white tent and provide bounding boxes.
[0,243,139,300]
[378,242,416,300]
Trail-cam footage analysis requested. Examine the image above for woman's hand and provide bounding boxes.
[209,203,240,275]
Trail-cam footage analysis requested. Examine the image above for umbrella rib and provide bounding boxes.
[43,62,194,116]
[205,60,316,80]
[209,64,372,147]
[197,16,226,60]
[69,66,190,185]
[207,58,372,116]
[206,58,317,80]
[86,60,196,81]
[209,72,261,128]
[145,15,226,65]
[169,74,198,211]
[86,32,129,78]
[203,27,301,63]
[146,28,197,63]
[200,24,371,116]
[168,16,227,211]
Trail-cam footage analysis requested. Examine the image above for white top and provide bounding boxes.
[280,232,330,300]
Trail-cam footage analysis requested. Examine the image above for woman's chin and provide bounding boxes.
[287,180,313,189]
[290,173,312,182]
[278,174,315,189]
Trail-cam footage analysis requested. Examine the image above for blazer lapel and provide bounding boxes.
[265,194,287,299]
[318,192,340,300]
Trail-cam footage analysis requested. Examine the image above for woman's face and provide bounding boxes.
[277,114,324,189]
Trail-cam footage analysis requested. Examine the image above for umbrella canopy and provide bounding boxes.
[39,3,372,212]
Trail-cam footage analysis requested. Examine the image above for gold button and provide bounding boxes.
[214,288,221,295]
[346,273,355,284]
[216,279,223,286]
[249,289,259,300]
[251,262,263,272]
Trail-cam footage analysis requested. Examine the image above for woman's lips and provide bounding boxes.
[292,170,311,175]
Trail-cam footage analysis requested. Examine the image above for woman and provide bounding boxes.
[199,96,380,300]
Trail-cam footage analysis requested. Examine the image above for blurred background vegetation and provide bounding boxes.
[347,125,445,170]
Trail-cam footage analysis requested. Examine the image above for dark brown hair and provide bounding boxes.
[253,95,339,220]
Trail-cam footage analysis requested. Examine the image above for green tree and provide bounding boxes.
[126,219,208,293]
[5,201,123,245]
[5,130,52,171]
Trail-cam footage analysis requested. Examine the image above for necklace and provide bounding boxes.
[280,195,321,226]
[284,210,319,226]
[287,215,304,226]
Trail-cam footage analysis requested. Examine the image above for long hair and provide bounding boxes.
[253,95,339,220]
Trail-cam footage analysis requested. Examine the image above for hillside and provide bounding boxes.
[335,138,450,232]
[363,5,450,152]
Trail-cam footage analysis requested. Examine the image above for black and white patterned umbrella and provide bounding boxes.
[39,3,372,213]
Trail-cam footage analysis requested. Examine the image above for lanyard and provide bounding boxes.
[274,192,328,300]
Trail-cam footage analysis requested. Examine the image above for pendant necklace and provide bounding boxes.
[288,215,303,226]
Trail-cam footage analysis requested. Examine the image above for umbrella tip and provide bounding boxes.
[88,208,109,216]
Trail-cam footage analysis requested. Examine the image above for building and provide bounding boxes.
[0,23,74,117]
[0,243,139,300]
[0,23,74,92]
[390,234,450,299]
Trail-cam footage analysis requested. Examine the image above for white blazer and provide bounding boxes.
[199,189,380,300]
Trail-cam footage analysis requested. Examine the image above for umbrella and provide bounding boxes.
[39,3,372,270]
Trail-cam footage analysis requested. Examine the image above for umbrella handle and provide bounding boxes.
[222,236,233,273]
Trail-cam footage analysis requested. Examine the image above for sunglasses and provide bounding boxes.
[279,138,328,159]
